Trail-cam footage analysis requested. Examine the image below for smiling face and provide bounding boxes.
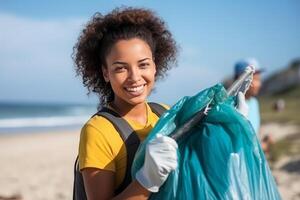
[102,38,156,107]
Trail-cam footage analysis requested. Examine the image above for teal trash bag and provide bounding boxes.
[132,84,281,200]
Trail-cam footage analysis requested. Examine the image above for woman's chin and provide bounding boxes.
[125,95,148,106]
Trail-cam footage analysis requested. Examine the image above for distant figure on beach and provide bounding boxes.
[234,58,273,152]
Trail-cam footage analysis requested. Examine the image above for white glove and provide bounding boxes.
[236,92,249,118]
[135,134,178,192]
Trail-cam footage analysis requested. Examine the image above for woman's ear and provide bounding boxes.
[153,62,157,76]
[152,57,157,75]
[102,66,109,82]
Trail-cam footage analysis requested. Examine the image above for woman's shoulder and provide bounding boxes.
[81,114,117,136]
[80,114,124,151]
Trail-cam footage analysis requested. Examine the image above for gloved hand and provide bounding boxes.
[135,134,178,192]
[236,91,249,118]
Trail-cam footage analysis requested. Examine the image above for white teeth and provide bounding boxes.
[126,85,144,92]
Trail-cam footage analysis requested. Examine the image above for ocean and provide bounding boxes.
[0,102,98,134]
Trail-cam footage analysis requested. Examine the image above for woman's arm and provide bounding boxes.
[82,168,150,200]
[82,134,178,200]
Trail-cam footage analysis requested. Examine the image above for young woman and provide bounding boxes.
[73,7,178,200]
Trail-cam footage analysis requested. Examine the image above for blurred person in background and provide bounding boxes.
[234,58,273,153]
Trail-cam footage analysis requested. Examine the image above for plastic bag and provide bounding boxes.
[132,84,281,200]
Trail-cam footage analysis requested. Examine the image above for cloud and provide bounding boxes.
[0,13,84,71]
[0,13,97,103]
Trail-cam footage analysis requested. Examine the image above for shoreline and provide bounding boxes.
[0,125,83,136]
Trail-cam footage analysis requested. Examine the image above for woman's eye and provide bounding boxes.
[115,66,126,72]
[140,63,150,69]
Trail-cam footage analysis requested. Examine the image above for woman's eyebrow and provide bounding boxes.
[112,61,127,65]
[138,58,151,62]
[112,58,151,65]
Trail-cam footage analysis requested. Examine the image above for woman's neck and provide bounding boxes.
[111,99,148,125]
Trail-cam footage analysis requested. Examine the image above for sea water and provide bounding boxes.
[0,102,97,134]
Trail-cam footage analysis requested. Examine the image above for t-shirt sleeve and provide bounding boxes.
[78,124,116,172]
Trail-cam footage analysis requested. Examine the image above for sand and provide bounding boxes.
[272,156,300,200]
[0,130,80,200]
[261,123,300,200]
[260,122,300,141]
[0,123,299,200]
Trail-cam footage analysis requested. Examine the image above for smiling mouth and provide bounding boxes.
[124,84,146,95]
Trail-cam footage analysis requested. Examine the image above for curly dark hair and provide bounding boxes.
[73,7,178,106]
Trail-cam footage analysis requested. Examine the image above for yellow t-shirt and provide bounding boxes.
[78,102,168,189]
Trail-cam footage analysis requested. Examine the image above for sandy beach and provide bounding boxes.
[0,130,80,200]
[0,123,299,200]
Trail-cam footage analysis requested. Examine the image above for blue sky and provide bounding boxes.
[0,0,299,105]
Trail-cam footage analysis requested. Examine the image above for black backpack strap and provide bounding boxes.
[97,104,166,194]
[96,107,140,195]
[97,107,138,141]
[148,102,167,117]
[73,156,87,200]
[73,107,140,199]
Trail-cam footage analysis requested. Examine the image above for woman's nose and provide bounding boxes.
[128,67,141,82]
